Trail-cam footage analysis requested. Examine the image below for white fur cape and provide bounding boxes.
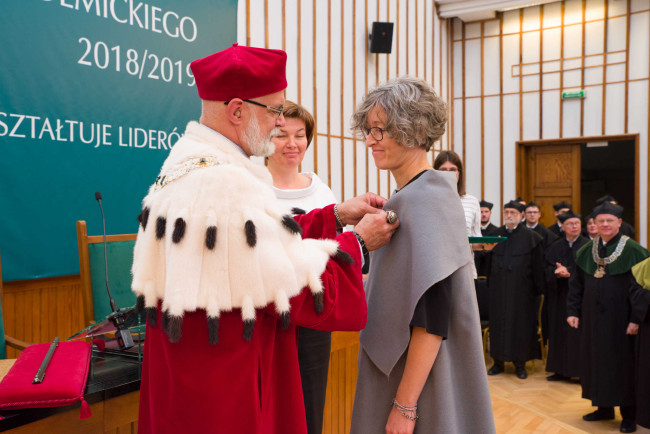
[131,122,341,343]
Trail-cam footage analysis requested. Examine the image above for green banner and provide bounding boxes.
[0,0,237,281]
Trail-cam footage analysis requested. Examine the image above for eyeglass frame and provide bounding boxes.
[362,127,386,141]
[224,99,284,119]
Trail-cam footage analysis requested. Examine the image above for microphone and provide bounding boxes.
[95,191,134,350]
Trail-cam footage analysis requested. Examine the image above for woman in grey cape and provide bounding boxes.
[350,76,495,434]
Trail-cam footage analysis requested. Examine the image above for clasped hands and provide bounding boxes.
[336,192,399,251]
[567,316,638,335]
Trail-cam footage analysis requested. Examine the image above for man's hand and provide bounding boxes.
[555,262,570,278]
[337,193,387,226]
[472,243,497,251]
[354,211,399,251]
[567,316,579,329]
[627,322,639,335]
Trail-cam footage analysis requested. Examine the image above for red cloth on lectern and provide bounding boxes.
[138,205,366,434]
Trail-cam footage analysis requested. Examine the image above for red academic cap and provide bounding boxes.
[190,43,287,101]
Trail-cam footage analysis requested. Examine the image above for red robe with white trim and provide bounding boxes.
[138,205,366,434]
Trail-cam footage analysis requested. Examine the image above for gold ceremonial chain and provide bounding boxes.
[153,157,223,191]
[591,235,629,278]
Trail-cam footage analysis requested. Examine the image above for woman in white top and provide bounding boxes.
[267,101,336,434]
[434,150,486,279]
[433,150,481,238]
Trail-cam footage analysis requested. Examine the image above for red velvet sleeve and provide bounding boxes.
[294,204,338,240]
[286,231,367,331]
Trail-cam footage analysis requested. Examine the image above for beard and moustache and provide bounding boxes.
[504,216,521,227]
[243,110,278,157]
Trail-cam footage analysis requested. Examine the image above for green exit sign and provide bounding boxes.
[562,89,585,99]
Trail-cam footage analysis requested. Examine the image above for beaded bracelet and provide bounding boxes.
[352,231,369,257]
[333,205,344,228]
[392,399,418,422]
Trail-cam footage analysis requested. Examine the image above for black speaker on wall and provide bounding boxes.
[369,22,394,53]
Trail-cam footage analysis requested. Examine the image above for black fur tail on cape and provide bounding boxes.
[332,248,354,264]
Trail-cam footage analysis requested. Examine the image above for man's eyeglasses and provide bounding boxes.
[224,99,284,119]
[362,127,385,141]
[596,218,619,225]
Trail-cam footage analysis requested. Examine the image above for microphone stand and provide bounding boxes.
[95,192,134,350]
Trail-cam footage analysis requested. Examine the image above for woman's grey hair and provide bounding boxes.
[351,76,448,152]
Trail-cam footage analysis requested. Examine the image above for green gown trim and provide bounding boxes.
[575,237,649,276]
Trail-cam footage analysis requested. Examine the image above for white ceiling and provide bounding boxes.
[436,0,563,22]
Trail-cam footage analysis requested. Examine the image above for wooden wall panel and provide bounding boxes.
[502,94,519,203]
[605,83,626,133]
[583,84,604,136]
[322,331,359,434]
[464,98,482,196]
[542,90,561,139]
[238,0,449,201]
[522,93,541,141]
[628,79,649,235]
[465,39,482,97]
[4,390,139,434]
[484,96,502,212]
[2,275,85,359]
[452,87,464,155]
[241,1,650,238]
[629,12,650,79]
[484,37,501,95]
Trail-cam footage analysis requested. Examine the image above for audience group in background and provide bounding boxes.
[477,193,649,433]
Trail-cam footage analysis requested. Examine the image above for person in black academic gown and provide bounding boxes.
[474,200,498,322]
[581,213,598,240]
[524,202,558,249]
[544,211,587,381]
[567,202,649,433]
[475,200,498,277]
[630,257,650,430]
[524,202,558,347]
[487,201,545,379]
[480,200,499,236]
[548,201,572,238]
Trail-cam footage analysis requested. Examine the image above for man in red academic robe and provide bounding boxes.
[131,44,397,434]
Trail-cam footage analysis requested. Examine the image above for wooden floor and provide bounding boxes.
[489,359,650,434]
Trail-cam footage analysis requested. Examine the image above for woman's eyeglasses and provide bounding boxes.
[362,127,385,141]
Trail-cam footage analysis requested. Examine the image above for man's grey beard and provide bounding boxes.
[504,217,519,228]
[244,111,277,157]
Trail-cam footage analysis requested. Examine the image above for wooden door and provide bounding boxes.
[520,144,581,228]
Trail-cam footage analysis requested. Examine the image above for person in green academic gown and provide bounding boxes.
[567,201,649,433]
